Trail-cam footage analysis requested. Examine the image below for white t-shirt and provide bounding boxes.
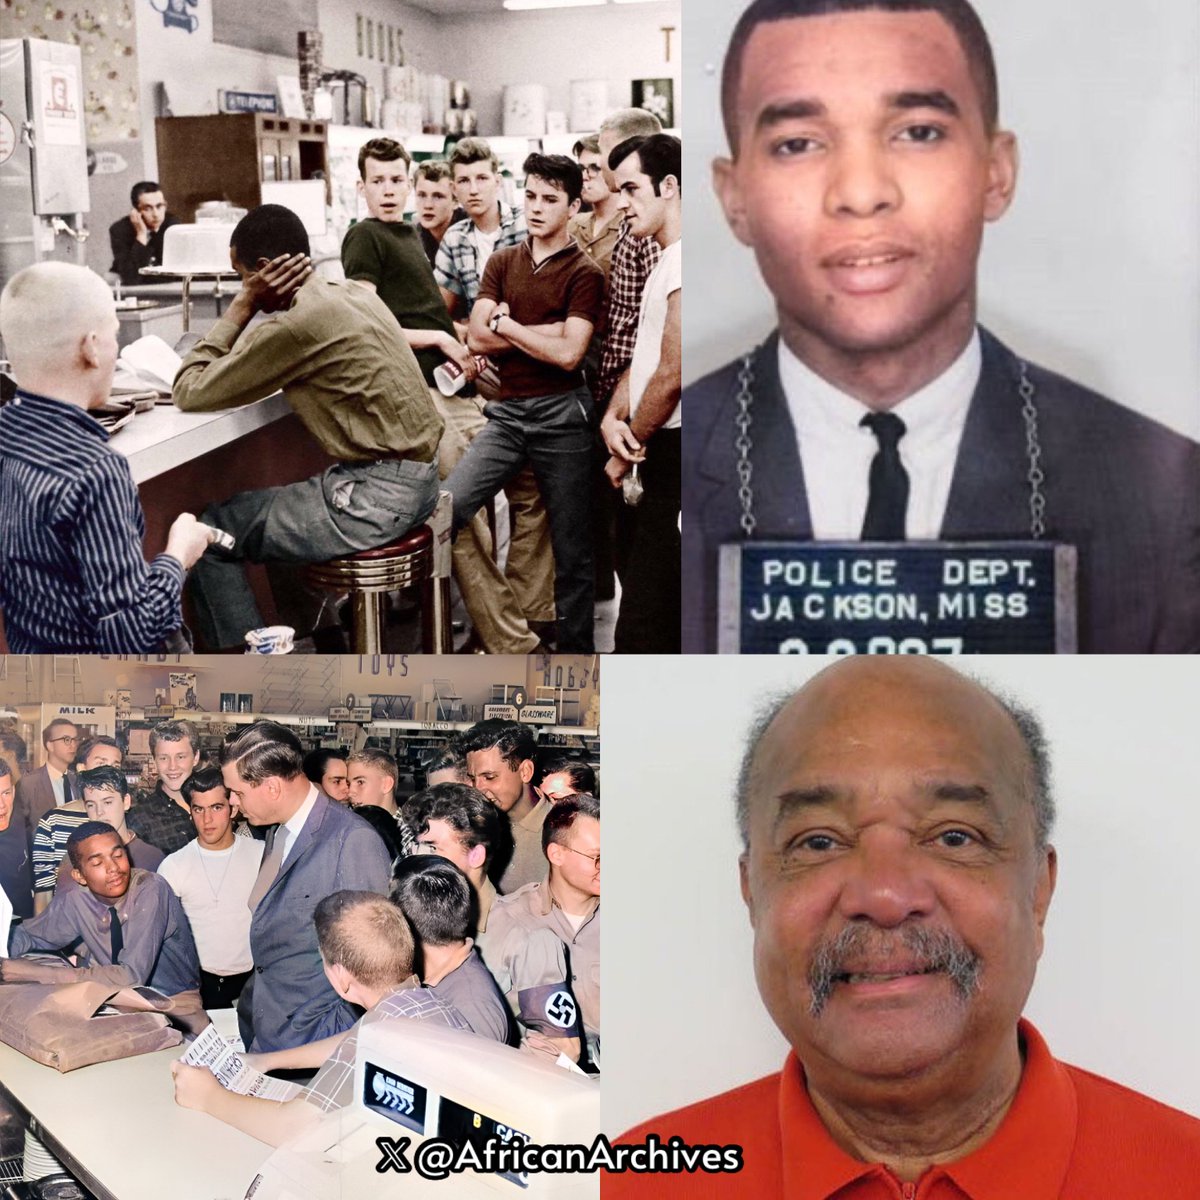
[157,836,264,975]
[629,238,682,430]
[469,223,502,279]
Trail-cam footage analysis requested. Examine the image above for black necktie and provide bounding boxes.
[108,906,123,964]
[860,412,909,540]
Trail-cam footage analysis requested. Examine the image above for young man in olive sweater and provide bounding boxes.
[341,139,539,654]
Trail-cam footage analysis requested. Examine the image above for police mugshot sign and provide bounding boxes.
[719,542,1077,654]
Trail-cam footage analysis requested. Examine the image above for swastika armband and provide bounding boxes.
[517,982,582,1037]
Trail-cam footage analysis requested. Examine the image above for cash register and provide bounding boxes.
[246,1020,600,1199]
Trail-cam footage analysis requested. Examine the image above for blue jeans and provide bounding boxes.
[446,387,595,651]
[190,457,439,649]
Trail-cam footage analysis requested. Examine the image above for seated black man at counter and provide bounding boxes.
[172,204,444,651]
[2,820,200,996]
[172,889,472,1148]
[0,262,214,652]
[109,180,180,286]
[220,721,392,1052]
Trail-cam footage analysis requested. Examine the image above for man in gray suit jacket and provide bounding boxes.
[220,721,392,1053]
[16,718,80,837]
[683,0,1200,654]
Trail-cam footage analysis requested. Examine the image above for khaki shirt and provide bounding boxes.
[498,793,552,895]
[478,880,598,1062]
[477,875,497,935]
[568,210,621,281]
[174,275,442,464]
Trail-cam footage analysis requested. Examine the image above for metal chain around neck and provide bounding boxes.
[732,349,1046,540]
[734,354,757,536]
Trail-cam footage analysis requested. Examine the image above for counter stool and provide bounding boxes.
[306,491,453,654]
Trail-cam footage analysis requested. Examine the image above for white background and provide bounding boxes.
[682,0,1200,440]
[602,656,1200,1135]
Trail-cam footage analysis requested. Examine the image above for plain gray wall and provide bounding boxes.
[683,0,1200,441]
[602,655,1200,1136]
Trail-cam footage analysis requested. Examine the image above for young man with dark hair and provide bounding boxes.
[403,781,507,933]
[109,179,180,286]
[302,747,350,804]
[3,821,200,995]
[220,721,392,1051]
[391,856,515,1044]
[537,754,597,802]
[158,767,264,1009]
[447,154,606,654]
[173,204,444,651]
[683,0,1200,653]
[31,735,122,914]
[0,759,33,919]
[461,719,552,893]
[15,718,80,838]
[172,889,471,1147]
[413,160,465,266]
[127,719,200,855]
[604,133,683,653]
[343,138,540,656]
[54,765,165,886]
[422,740,470,788]
[480,794,600,1069]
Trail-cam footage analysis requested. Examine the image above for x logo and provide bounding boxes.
[375,1136,413,1174]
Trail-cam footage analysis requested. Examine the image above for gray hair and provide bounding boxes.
[735,675,1055,850]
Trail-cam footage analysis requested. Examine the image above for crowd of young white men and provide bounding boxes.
[0,108,680,656]
[0,715,599,1147]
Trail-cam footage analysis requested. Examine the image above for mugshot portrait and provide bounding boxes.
[681,0,1200,655]
[602,655,1200,1192]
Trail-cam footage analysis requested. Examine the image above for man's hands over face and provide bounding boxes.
[129,208,149,244]
[236,253,313,316]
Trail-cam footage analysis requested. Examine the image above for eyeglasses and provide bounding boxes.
[48,735,79,745]
[562,845,600,869]
[580,164,604,178]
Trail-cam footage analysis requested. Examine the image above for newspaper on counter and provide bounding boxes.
[182,1023,302,1102]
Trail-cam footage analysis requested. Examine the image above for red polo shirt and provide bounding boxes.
[608,1021,1200,1198]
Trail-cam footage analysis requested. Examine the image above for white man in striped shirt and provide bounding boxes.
[0,262,213,651]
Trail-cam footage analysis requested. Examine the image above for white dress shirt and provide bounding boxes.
[779,331,981,540]
[279,783,319,868]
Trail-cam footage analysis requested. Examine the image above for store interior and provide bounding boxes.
[0,651,600,1200]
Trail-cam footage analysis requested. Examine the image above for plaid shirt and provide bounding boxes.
[597,220,663,404]
[303,981,471,1113]
[433,203,527,315]
[127,784,195,856]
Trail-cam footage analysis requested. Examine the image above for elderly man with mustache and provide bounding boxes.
[610,657,1200,1197]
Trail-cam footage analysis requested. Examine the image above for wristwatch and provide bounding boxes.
[489,311,504,333]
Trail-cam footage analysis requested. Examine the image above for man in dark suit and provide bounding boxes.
[16,718,80,838]
[683,0,1200,654]
[219,721,392,1053]
[108,180,179,286]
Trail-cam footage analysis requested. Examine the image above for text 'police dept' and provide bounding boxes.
[748,555,1038,626]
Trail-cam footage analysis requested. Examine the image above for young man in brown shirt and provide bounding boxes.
[445,154,605,653]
